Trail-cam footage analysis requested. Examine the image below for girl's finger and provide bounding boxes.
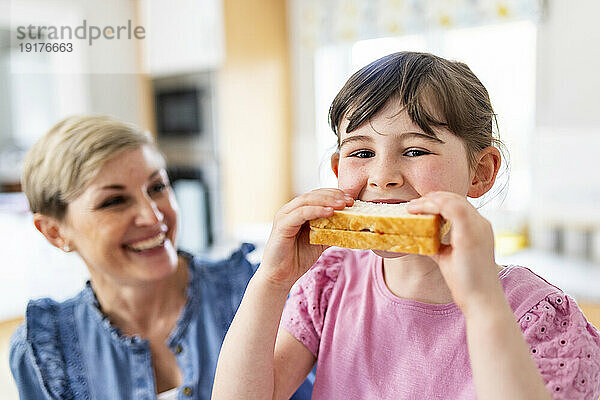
[406,198,440,215]
[279,189,349,215]
[409,192,477,238]
[275,205,335,237]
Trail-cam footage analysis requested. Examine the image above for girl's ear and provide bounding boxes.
[33,213,71,252]
[467,146,501,198]
[330,152,340,178]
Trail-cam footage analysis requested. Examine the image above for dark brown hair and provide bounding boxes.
[329,51,502,170]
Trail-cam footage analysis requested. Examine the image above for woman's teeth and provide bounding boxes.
[127,232,166,251]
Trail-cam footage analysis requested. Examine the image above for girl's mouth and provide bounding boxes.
[366,199,409,204]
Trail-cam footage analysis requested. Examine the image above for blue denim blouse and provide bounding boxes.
[9,243,313,400]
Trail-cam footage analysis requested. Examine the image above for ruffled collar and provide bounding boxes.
[79,250,198,348]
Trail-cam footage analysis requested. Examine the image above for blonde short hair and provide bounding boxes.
[22,115,158,219]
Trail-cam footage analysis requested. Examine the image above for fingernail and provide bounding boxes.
[335,199,345,205]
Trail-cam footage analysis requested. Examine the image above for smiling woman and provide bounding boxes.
[49,146,180,285]
[8,116,313,400]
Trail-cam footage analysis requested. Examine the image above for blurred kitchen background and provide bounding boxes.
[1,0,600,396]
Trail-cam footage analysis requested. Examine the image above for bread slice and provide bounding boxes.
[309,200,446,255]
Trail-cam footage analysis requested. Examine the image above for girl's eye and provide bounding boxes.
[149,182,167,195]
[349,150,375,158]
[404,149,431,157]
[99,196,126,208]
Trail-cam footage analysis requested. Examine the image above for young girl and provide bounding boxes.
[212,52,600,399]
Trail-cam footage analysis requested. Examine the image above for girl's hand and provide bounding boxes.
[407,191,503,314]
[260,188,354,290]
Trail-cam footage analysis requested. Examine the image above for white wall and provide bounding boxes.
[532,0,600,226]
[536,0,600,129]
[0,0,144,182]
[77,0,143,125]
[1,0,144,123]
[288,0,320,196]
[87,73,142,125]
[0,201,89,321]
[0,30,13,145]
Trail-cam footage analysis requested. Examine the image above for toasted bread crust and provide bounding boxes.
[309,227,440,255]
[309,212,441,236]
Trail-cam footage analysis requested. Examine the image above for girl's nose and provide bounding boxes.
[369,179,401,188]
[368,168,404,189]
[135,197,164,225]
[368,154,404,189]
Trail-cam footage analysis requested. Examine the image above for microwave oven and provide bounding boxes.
[155,88,204,137]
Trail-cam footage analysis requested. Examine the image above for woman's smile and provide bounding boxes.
[124,231,167,252]
[61,146,180,284]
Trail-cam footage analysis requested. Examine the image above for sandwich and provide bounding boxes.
[309,200,449,255]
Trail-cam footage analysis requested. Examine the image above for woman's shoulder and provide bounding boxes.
[185,243,257,304]
[13,286,93,360]
[16,289,88,340]
[9,294,85,399]
[24,294,79,315]
[19,288,89,337]
[183,243,260,328]
[186,242,257,280]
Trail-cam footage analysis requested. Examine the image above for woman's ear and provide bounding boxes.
[331,152,340,178]
[467,146,501,198]
[33,213,71,252]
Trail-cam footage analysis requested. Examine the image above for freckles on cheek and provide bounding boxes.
[414,167,442,191]
[416,160,468,194]
[336,165,366,197]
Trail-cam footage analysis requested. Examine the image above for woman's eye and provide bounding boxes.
[349,150,375,158]
[149,182,167,195]
[404,149,430,157]
[99,196,125,208]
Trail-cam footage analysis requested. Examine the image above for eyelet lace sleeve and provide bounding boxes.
[519,293,600,399]
[280,248,346,356]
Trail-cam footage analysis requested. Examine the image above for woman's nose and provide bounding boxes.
[135,197,164,225]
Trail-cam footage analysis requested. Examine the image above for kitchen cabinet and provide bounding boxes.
[139,0,225,76]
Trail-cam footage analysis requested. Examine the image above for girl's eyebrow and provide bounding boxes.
[339,135,374,149]
[404,132,445,144]
[340,131,445,148]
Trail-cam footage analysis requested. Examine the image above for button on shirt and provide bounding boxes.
[9,244,303,400]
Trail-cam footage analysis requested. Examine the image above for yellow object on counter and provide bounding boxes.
[495,232,529,256]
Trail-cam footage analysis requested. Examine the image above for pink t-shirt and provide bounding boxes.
[281,247,600,400]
